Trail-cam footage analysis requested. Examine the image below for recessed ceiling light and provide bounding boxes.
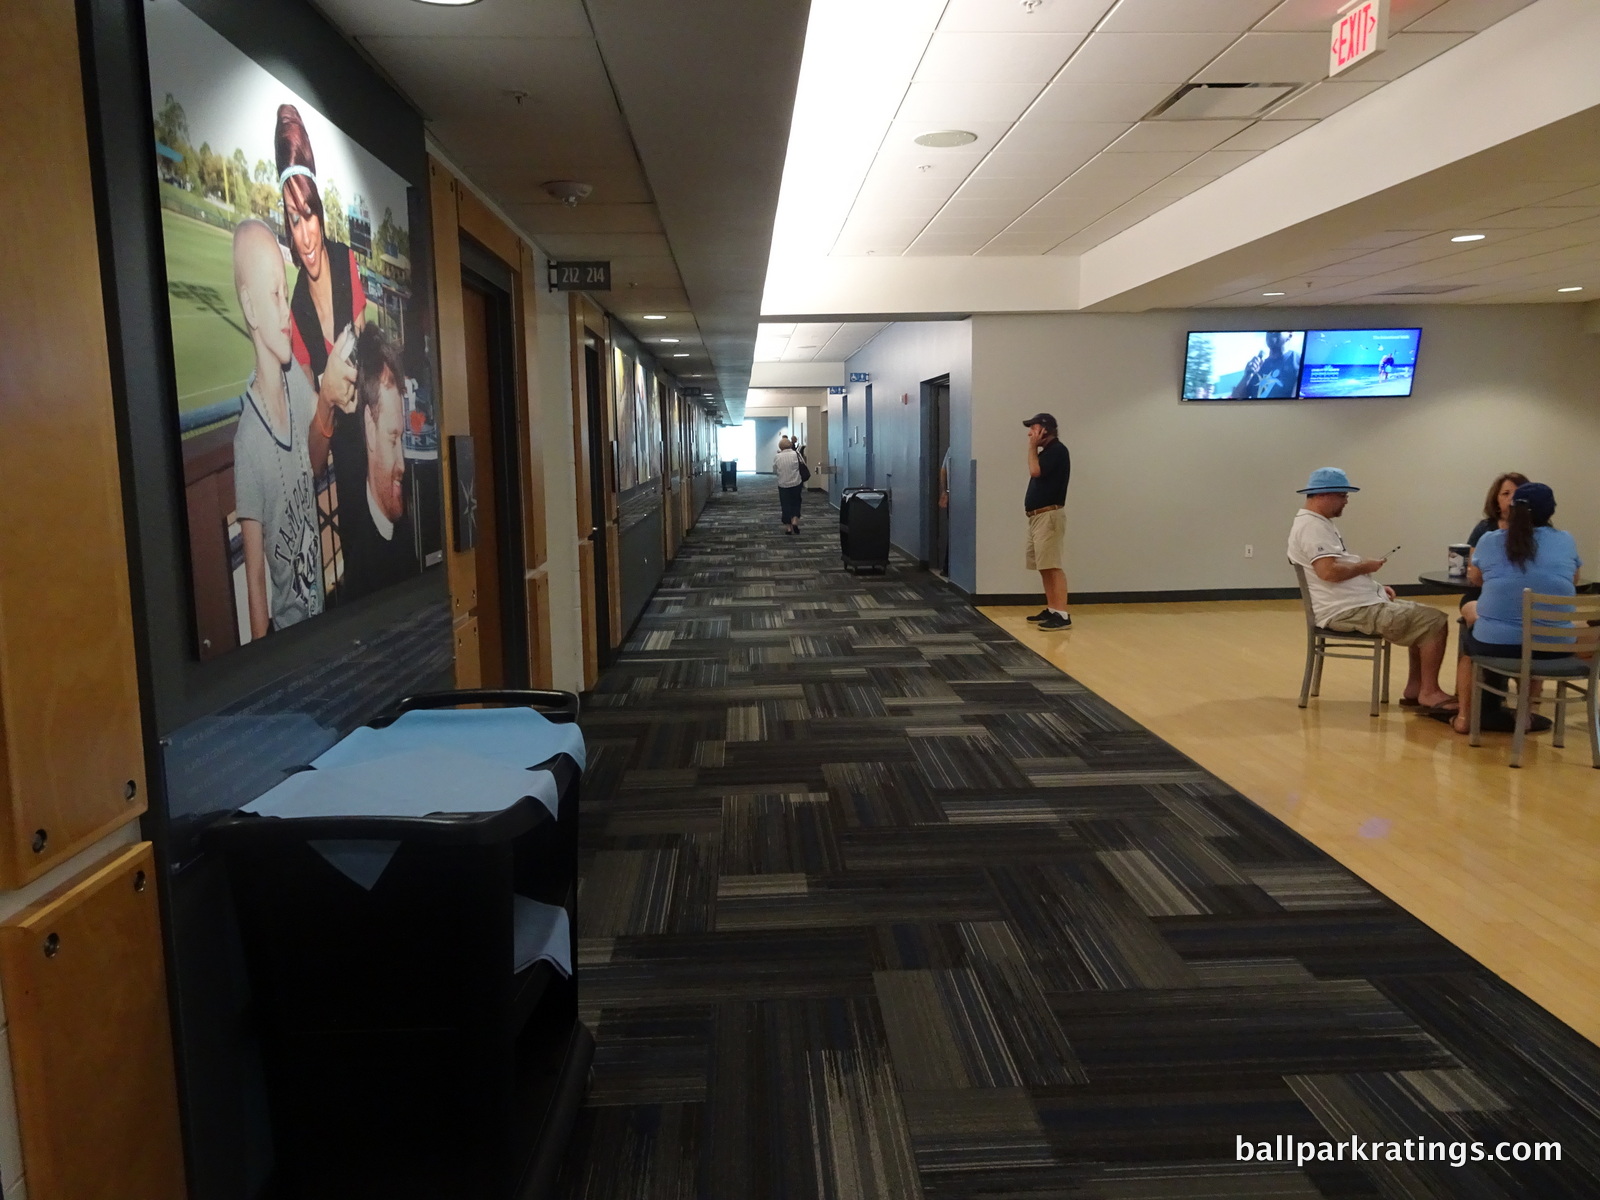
[1450,233,1486,243]
[673,353,690,358]
[1262,291,1286,296]
[914,130,978,148]
[658,338,680,343]
[642,314,667,320]
[1558,286,1584,293]
[413,0,482,6]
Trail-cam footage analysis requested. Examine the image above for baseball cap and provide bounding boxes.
[1511,481,1555,522]
[1297,467,1360,495]
[1022,413,1057,432]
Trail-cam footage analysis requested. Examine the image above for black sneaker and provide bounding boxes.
[1026,609,1052,622]
[1038,612,1072,631]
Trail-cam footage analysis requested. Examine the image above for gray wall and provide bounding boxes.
[971,305,1600,597]
[839,321,975,590]
[753,416,787,473]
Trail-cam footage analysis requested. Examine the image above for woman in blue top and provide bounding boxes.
[1451,482,1582,734]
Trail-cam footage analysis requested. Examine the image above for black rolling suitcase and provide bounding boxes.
[840,487,891,574]
[720,460,738,491]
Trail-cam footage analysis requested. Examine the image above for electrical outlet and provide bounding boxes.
[1244,544,1254,558]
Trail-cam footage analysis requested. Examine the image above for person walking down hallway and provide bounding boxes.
[1023,413,1071,630]
[775,436,804,534]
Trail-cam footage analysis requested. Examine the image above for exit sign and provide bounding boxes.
[1330,0,1388,76]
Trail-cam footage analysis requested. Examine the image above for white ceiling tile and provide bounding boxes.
[1335,31,1472,81]
[937,0,1117,33]
[1475,207,1600,230]
[1107,120,1251,152]
[1141,174,1215,199]
[854,174,966,203]
[950,176,1062,204]
[922,215,1015,237]
[1405,0,1537,33]
[1067,149,1202,180]
[1172,148,1263,176]
[1261,80,1382,119]
[1216,119,1316,150]
[835,217,935,241]
[1053,32,1239,84]
[1099,0,1280,32]
[1545,184,1600,207]
[1255,0,1449,32]
[821,324,890,358]
[976,232,1061,255]
[973,149,1089,178]
[896,80,1049,125]
[914,32,1086,86]
[1026,80,1179,121]
[904,234,990,255]
[1194,32,1331,82]
[993,120,1131,157]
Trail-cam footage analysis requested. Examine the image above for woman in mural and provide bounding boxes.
[275,103,367,579]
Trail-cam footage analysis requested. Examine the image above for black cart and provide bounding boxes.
[207,689,593,1200]
[720,459,738,490]
[840,487,891,573]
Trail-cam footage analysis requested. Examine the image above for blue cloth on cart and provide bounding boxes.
[313,707,586,772]
[244,748,561,821]
[513,896,571,976]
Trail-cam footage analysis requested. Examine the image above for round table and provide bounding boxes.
[1418,570,1596,593]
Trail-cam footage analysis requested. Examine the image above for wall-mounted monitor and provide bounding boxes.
[1298,328,1423,398]
[1182,330,1306,400]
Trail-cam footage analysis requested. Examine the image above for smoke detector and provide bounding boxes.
[543,180,593,206]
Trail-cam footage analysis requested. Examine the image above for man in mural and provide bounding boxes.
[230,218,325,636]
[338,325,417,599]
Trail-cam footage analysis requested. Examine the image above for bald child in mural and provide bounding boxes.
[230,218,325,637]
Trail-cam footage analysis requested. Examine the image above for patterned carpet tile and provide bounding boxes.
[557,478,1600,1199]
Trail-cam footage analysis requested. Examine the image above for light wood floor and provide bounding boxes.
[982,596,1600,1045]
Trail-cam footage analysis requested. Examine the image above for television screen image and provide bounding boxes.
[1298,328,1423,397]
[1182,330,1306,400]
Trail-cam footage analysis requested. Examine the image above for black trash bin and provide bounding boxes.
[720,459,738,491]
[840,487,891,573]
[206,689,593,1200]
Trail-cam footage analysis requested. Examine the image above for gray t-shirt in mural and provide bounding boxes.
[232,364,325,629]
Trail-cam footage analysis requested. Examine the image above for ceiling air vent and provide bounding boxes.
[1373,284,1474,295]
[1151,83,1298,120]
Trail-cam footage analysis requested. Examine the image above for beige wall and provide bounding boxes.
[972,305,1600,596]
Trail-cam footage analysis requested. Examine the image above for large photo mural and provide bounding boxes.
[147,0,441,660]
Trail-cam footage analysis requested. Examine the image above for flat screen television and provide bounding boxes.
[1182,330,1306,400]
[1298,328,1423,397]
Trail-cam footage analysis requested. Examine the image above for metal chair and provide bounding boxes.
[1467,589,1600,768]
[1292,562,1391,717]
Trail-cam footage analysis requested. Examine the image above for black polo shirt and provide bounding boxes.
[1025,439,1070,511]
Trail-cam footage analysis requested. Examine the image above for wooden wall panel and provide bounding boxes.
[460,284,503,688]
[0,0,146,888]
[517,244,548,572]
[453,617,481,690]
[456,186,521,270]
[428,162,476,649]
[526,570,553,690]
[0,843,185,1199]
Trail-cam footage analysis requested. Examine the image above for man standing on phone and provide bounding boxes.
[1022,413,1071,630]
[1288,468,1454,710]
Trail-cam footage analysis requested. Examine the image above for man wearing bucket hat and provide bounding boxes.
[1288,468,1455,711]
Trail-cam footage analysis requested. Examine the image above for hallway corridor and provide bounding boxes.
[558,478,1600,1199]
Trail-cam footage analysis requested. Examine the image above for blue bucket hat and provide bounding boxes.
[1298,467,1360,495]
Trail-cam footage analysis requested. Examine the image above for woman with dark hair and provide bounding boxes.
[1467,471,1529,550]
[1450,482,1582,735]
[275,104,368,561]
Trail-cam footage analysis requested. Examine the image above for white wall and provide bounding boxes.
[971,305,1600,597]
[530,259,585,693]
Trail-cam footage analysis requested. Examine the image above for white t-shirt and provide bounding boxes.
[773,448,802,488]
[1287,508,1385,626]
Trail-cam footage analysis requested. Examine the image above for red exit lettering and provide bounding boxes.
[1330,1,1385,74]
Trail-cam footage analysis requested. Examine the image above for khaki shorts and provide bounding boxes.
[1024,508,1066,572]
[1327,600,1447,646]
